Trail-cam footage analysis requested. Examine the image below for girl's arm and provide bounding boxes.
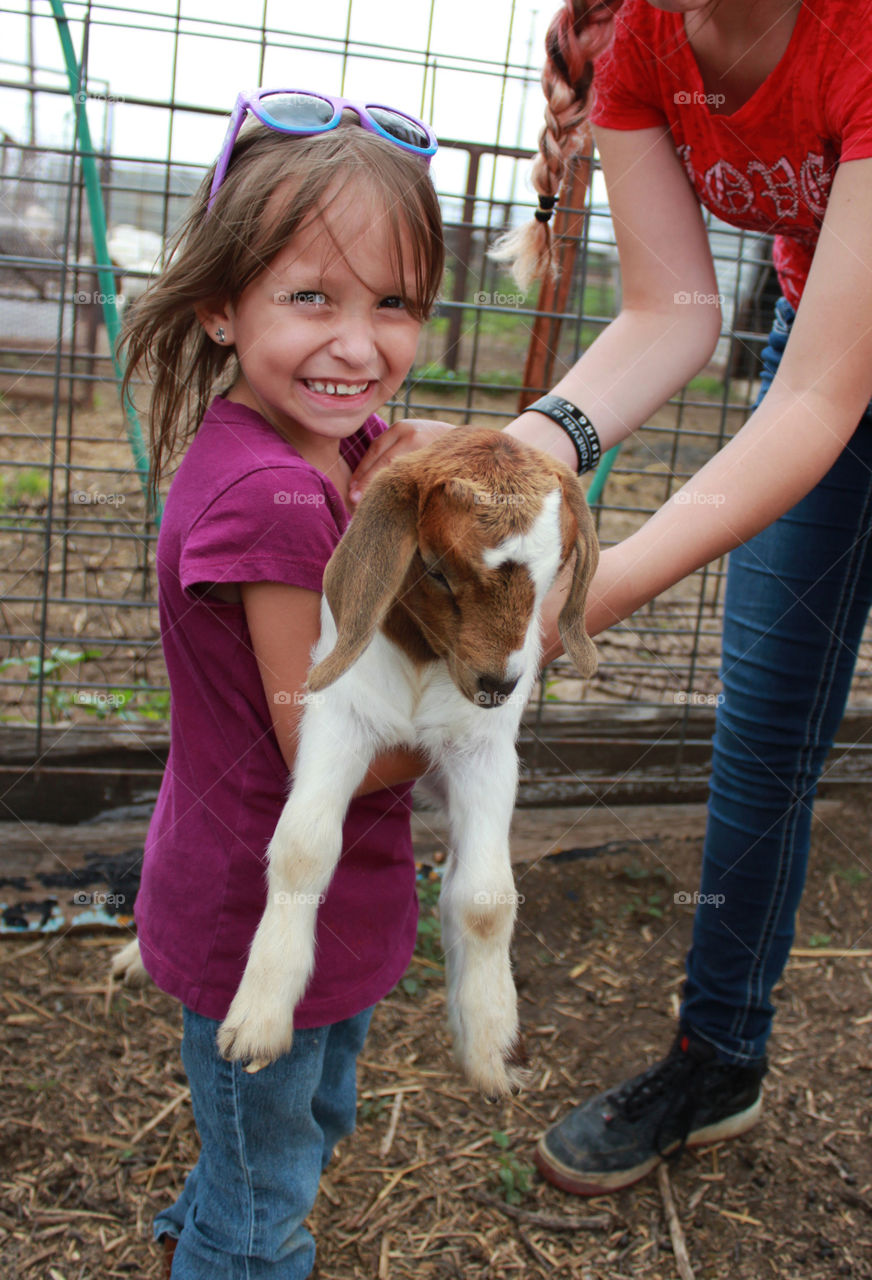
[242,581,428,791]
[540,152,872,657]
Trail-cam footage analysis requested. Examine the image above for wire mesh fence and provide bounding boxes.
[1,0,871,812]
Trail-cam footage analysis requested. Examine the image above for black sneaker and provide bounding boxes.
[535,1027,767,1196]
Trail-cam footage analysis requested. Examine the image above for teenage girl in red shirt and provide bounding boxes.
[353,0,872,1196]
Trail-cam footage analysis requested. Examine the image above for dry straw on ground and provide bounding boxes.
[2,789,872,1278]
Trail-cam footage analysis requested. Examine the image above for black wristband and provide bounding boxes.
[525,394,602,474]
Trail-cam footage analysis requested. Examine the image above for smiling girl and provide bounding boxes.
[121,91,442,1278]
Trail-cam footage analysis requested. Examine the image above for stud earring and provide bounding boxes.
[215,327,226,343]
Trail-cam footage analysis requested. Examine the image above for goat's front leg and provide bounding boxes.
[439,736,526,1097]
[218,693,373,1071]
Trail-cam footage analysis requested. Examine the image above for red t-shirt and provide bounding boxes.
[590,0,872,307]
[135,397,417,1027]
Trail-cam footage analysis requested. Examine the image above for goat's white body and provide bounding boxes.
[218,495,566,1094]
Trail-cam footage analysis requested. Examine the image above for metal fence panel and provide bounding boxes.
[1,1,870,810]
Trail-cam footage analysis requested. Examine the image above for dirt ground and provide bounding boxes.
[1,790,871,1280]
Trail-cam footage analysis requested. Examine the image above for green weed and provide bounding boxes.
[491,1130,534,1205]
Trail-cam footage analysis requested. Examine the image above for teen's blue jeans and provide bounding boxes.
[682,296,872,1064]
[156,1004,372,1278]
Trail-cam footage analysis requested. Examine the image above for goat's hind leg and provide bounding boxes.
[218,695,375,1071]
[110,937,150,987]
[439,739,526,1098]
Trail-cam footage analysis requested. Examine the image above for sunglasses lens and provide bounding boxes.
[260,92,335,130]
[367,106,431,150]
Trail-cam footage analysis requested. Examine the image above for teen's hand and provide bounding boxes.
[349,418,454,504]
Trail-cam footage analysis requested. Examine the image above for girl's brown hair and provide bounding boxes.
[491,0,623,288]
[122,123,444,490]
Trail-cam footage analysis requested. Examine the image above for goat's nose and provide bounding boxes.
[475,673,520,708]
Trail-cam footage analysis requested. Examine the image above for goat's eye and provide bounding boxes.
[425,566,452,592]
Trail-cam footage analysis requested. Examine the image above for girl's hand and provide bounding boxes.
[349,418,454,504]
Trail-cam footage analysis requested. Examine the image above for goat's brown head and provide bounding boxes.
[307,428,599,705]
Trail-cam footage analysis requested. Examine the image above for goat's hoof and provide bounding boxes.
[467,1030,531,1100]
[110,938,150,987]
[506,1030,529,1070]
[216,1014,292,1071]
[479,1068,528,1102]
[484,1066,532,1102]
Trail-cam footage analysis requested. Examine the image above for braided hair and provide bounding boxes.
[492,0,623,288]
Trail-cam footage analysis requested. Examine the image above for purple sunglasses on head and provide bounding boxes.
[208,87,438,209]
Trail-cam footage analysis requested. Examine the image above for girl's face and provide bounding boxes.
[205,187,423,460]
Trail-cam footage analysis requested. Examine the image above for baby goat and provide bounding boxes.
[217,427,599,1097]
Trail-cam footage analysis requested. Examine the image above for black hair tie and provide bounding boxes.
[535,194,558,224]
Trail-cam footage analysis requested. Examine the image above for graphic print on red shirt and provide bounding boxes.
[590,0,872,307]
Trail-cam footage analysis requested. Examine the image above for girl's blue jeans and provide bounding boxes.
[682,296,872,1063]
[156,1004,373,1278]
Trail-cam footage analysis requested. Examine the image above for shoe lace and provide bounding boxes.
[609,1037,708,1155]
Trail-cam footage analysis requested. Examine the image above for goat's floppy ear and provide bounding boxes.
[556,471,599,679]
[307,469,419,692]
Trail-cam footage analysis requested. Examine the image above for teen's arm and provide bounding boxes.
[242,581,428,791]
[507,124,724,463]
[350,123,721,496]
[541,154,872,658]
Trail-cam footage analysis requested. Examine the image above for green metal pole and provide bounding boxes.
[49,0,162,524]
[586,443,621,508]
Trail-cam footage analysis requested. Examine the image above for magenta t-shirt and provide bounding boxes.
[135,396,418,1027]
